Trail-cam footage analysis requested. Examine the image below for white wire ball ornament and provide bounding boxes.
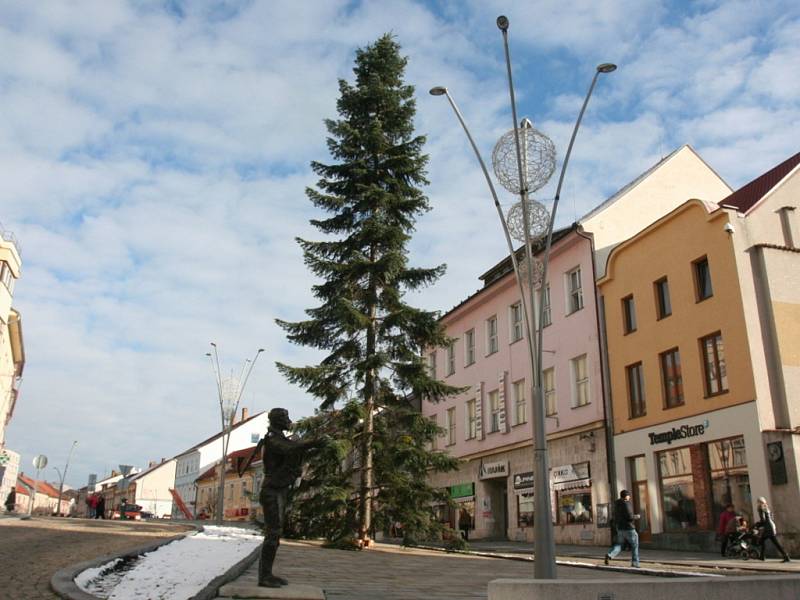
[506,199,550,243]
[518,256,545,287]
[492,123,557,194]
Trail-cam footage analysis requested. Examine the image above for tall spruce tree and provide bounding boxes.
[276,34,462,544]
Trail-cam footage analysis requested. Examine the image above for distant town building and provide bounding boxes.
[126,458,177,518]
[195,445,262,522]
[172,408,267,518]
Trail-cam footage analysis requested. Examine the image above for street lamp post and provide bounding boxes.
[55,440,78,517]
[431,15,615,579]
[206,343,264,525]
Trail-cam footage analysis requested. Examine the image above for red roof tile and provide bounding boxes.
[719,152,800,214]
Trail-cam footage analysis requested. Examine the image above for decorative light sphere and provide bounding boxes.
[518,256,545,287]
[492,123,556,194]
[506,199,550,243]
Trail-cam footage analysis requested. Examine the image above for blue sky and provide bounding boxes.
[2,0,798,486]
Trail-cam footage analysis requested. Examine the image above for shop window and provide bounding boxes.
[701,331,728,397]
[627,455,650,533]
[558,490,593,524]
[708,437,751,527]
[658,446,697,531]
[660,347,684,408]
[517,493,535,527]
[654,277,672,319]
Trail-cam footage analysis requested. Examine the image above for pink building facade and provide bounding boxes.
[423,226,612,545]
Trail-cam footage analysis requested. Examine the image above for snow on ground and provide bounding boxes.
[76,526,262,600]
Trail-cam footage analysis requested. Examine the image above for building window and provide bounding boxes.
[566,267,584,313]
[558,490,593,524]
[465,399,477,440]
[510,302,523,342]
[571,355,589,408]
[513,379,527,425]
[541,285,552,328]
[446,342,455,376]
[701,331,728,396]
[0,261,14,292]
[427,351,437,380]
[627,362,646,418]
[654,277,672,319]
[488,390,501,433]
[544,368,556,416]
[658,446,697,531]
[622,295,637,334]
[465,329,475,366]
[486,316,498,355]
[660,347,684,408]
[694,256,713,301]
[446,408,456,446]
[517,492,535,527]
[429,415,439,451]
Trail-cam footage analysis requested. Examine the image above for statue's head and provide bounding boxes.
[268,407,292,431]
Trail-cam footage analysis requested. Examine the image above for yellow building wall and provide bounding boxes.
[600,200,756,433]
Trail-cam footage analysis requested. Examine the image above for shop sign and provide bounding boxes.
[513,471,534,490]
[450,483,474,499]
[648,419,709,446]
[479,460,508,480]
[550,462,590,484]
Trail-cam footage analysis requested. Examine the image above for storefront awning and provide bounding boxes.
[553,478,591,492]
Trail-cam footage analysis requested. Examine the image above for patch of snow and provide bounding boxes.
[76,526,262,600]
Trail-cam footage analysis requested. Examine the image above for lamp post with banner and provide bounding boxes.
[206,344,264,525]
[430,15,615,578]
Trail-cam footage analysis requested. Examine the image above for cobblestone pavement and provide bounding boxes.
[0,516,194,600]
[221,540,655,600]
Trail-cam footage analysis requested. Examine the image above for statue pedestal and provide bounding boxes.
[218,582,325,600]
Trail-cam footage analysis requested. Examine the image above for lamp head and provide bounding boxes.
[258,348,265,353]
[210,342,217,347]
[205,352,211,357]
[429,86,447,96]
[496,15,509,31]
[596,63,617,73]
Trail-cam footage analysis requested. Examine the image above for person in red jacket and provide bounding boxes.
[717,503,736,556]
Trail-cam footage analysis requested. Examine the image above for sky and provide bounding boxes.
[2,0,798,487]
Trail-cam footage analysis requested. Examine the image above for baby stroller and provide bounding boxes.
[724,526,761,560]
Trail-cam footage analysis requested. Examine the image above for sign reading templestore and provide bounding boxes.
[648,419,710,446]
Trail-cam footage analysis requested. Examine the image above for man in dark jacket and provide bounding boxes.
[605,490,640,567]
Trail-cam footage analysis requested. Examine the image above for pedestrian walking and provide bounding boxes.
[459,508,471,542]
[605,490,640,567]
[4,488,16,513]
[754,496,790,562]
[717,503,736,556]
[95,495,106,519]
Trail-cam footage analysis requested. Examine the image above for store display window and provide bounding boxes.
[517,492,534,527]
[658,446,697,530]
[557,490,593,524]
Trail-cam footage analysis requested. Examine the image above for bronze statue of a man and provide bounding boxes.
[239,407,323,588]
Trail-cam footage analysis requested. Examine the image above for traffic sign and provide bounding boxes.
[33,455,48,469]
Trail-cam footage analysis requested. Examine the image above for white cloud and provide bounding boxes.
[2,0,798,485]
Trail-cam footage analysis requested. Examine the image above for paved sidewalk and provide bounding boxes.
[455,539,800,574]
[0,515,194,600]
[218,540,667,600]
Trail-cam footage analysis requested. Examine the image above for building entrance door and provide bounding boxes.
[629,455,651,541]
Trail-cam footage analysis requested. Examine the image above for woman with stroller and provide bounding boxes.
[754,496,790,562]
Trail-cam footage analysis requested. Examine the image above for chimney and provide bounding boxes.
[148,461,156,468]
[241,407,249,422]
